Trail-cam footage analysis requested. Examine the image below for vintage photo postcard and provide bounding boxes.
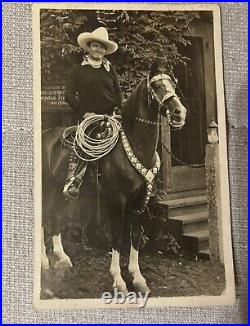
[33,2,235,309]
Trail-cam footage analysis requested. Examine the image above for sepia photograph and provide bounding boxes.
[33,2,235,309]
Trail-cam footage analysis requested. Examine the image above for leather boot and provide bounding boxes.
[63,151,82,200]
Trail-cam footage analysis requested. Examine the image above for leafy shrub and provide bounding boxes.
[40,9,200,97]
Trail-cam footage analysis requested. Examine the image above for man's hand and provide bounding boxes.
[112,111,122,121]
[114,106,122,116]
[83,112,96,119]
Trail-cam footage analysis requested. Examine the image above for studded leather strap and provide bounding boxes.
[120,129,161,214]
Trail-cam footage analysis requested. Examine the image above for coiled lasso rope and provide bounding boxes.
[73,114,121,162]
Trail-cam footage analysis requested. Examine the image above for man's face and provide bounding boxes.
[88,41,106,61]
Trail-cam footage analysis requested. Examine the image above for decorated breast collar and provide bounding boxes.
[120,129,161,214]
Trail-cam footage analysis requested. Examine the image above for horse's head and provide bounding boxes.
[148,63,187,128]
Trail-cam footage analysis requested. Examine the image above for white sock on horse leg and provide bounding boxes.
[110,248,127,292]
[128,243,140,275]
[128,243,146,283]
[52,234,64,255]
[110,248,121,276]
[52,233,68,258]
[52,234,72,266]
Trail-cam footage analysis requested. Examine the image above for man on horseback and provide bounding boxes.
[42,45,187,291]
[63,27,122,200]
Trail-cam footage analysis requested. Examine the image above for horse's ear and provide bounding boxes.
[149,58,168,79]
[149,60,158,79]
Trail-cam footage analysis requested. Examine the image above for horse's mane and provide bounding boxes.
[121,78,147,120]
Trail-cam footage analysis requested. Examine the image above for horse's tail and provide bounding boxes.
[42,127,69,188]
[42,127,71,226]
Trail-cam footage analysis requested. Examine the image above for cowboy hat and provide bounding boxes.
[77,27,118,55]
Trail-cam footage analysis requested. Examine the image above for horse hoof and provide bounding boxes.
[113,285,128,296]
[113,279,128,296]
[54,258,73,270]
[133,281,150,294]
[52,253,73,270]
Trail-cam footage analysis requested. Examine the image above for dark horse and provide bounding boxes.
[41,66,186,295]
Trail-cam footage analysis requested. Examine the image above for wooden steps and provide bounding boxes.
[169,211,208,233]
[163,195,208,208]
[160,191,210,258]
[198,248,210,257]
[182,229,209,252]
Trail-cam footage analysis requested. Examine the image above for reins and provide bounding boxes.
[136,78,205,169]
[161,142,205,168]
[133,115,204,168]
[66,74,199,168]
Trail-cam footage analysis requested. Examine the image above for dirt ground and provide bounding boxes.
[41,248,225,300]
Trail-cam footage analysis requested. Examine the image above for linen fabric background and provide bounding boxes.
[2,2,247,324]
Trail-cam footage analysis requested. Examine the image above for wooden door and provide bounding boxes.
[161,23,216,194]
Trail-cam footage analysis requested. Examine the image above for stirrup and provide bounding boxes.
[63,177,82,200]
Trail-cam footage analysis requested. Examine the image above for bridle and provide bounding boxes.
[134,74,185,129]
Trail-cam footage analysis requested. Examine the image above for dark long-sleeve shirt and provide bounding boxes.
[65,62,122,116]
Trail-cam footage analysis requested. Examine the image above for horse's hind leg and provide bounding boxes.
[128,213,150,294]
[109,195,128,295]
[43,216,72,270]
[51,233,73,269]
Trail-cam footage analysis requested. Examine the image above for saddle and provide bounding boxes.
[61,117,114,150]
[61,118,114,184]
[61,116,160,212]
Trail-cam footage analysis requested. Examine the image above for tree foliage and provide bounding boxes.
[40,9,200,96]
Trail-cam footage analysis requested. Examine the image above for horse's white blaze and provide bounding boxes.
[41,228,49,270]
[110,249,127,293]
[128,244,146,285]
[52,234,72,266]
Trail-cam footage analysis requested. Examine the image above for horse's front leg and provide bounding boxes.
[129,213,150,294]
[109,195,128,295]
